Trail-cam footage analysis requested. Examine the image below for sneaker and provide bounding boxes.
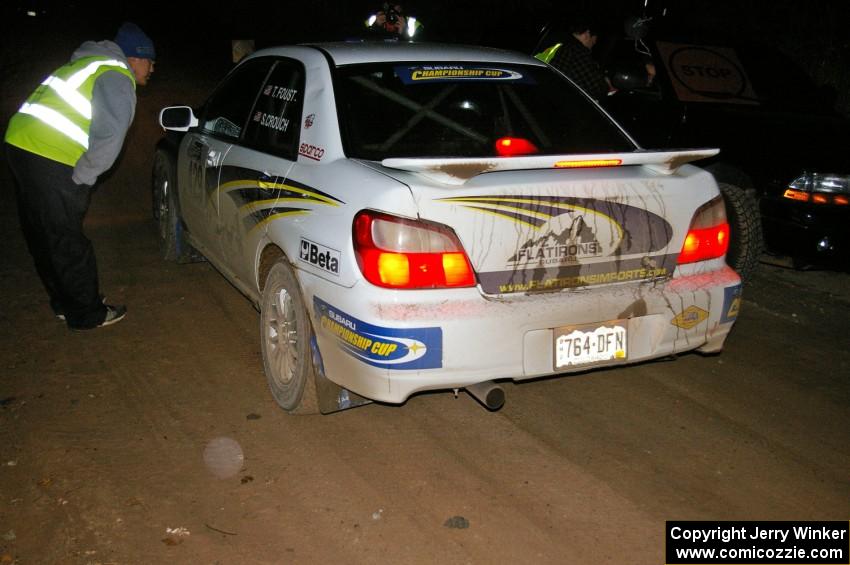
[99,304,127,327]
[69,304,127,331]
[55,296,106,321]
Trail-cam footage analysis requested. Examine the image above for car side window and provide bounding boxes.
[201,59,274,141]
[241,59,305,160]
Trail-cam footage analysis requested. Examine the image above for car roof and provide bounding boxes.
[252,41,545,67]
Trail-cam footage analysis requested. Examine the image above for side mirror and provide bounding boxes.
[158,106,198,132]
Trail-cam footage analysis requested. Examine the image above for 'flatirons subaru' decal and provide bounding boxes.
[314,297,442,370]
[216,166,343,231]
[438,195,676,293]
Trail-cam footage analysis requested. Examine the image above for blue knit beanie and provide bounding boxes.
[114,22,156,60]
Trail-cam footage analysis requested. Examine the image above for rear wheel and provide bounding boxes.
[718,182,763,282]
[260,261,319,414]
[152,150,203,263]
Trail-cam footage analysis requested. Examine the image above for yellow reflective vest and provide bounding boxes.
[5,56,135,167]
[535,43,563,64]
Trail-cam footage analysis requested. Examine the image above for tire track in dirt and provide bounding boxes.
[166,393,659,564]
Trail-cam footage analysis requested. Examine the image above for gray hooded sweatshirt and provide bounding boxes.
[69,40,137,186]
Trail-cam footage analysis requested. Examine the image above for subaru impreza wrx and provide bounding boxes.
[154,42,742,413]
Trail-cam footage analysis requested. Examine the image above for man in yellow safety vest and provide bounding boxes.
[4,22,155,330]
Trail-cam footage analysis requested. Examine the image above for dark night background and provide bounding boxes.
[2,0,850,118]
[0,5,849,562]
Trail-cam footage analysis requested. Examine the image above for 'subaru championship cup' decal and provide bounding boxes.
[314,297,442,370]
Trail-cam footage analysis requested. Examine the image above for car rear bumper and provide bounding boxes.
[302,262,742,404]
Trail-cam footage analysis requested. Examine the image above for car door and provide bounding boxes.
[182,58,276,266]
[216,58,305,288]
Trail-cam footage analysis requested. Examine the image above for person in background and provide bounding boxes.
[644,60,657,87]
[366,3,423,40]
[536,17,614,101]
[4,22,155,330]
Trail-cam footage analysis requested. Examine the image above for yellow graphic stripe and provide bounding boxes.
[218,179,340,206]
[457,201,555,221]
[440,196,595,211]
[240,198,319,214]
[459,205,540,229]
[253,209,310,230]
[441,197,624,240]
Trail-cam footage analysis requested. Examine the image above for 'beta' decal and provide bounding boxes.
[314,297,442,370]
[299,238,340,275]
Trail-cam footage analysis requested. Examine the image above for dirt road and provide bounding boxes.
[2,25,849,565]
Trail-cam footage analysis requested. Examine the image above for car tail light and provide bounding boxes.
[677,196,730,265]
[784,189,850,205]
[783,173,850,206]
[495,137,539,157]
[554,158,622,169]
[353,211,475,289]
[783,188,810,202]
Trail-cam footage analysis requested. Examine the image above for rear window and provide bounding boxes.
[334,62,634,160]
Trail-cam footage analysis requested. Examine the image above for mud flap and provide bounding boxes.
[311,336,372,414]
[696,332,728,354]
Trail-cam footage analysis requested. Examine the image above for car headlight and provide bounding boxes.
[784,173,850,205]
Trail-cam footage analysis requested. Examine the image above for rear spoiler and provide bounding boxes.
[381,148,719,186]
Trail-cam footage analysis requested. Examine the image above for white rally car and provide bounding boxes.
[154,42,742,414]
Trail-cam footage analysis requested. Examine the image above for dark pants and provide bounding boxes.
[5,143,107,328]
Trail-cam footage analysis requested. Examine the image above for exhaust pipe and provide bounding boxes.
[465,381,505,411]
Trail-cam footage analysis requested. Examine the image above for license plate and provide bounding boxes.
[554,321,628,368]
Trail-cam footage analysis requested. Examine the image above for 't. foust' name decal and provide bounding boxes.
[314,297,442,370]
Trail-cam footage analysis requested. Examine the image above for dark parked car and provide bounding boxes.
[536,19,850,274]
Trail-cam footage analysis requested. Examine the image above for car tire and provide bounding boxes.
[718,182,763,282]
[260,261,319,414]
[152,150,204,264]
